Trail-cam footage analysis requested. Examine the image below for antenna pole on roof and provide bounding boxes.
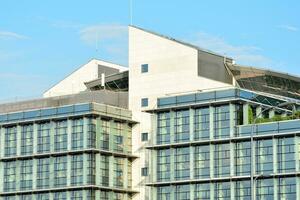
[129,0,133,25]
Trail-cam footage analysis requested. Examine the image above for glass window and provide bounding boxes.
[194,145,210,178]
[37,158,50,189]
[235,180,250,200]
[86,154,96,185]
[141,132,148,141]
[235,142,251,176]
[71,118,84,150]
[87,118,96,148]
[141,98,149,107]
[37,193,50,200]
[215,182,231,200]
[157,112,170,144]
[100,156,109,186]
[21,125,33,155]
[54,121,68,152]
[176,185,190,200]
[157,149,171,182]
[20,195,32,200]
[141,167,148,176]
[54,156,67,187]
[256,179,274,200]
[278,177,296,199]
[20,160,33,190]
[214,105,230,139]
[71,155,84,185]
[113,122,124,152]
[194,107,210,140]
[175,147,190,180]
[114,158,124,187]
[57,106,73,115]
[4,126,17,157]
[70,190,83,200]
[157,186,171,200]
[256,140,273,174]
[141,64,148,73]
[174,110,190,142]
[277,137,295,173]
[100,119,110,150]
[37,123,51,153]
[158,97,176,107]
[74,103,91,113]
[177,94,195,105]
[195,183,210,200]
[214,143,230,177]
[4,161,16,192]
[53,192,67,200]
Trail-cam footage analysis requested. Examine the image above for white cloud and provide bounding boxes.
[278,25,298,32]
[79,24,128,65]
[188,32,274,67]
[0,31,29,40]
[79,24,127,46]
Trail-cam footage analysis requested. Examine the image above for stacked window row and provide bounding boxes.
[2,190,132,200]
[3,154,132,192]
[1,118,132,158]
[157,137,300,182]
[157,105,241,144]
[157,177,296,200]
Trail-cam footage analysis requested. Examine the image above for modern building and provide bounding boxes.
[0,26,300,200]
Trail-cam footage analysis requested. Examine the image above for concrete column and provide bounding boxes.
[190,146,194,180]
[269,109,275,119]
[210,144,214,178]
[229,103,236,137]
[49,157,54,188]
[16,125,21,156]
[230,143,235,176]
[209,106,214,140]
[124,159,128,188]
[32,159,37,190]
[67,119,72,151]
[273,138,277,174]
[243,103,249,125]
[151,113,157,145]
[109,156,114,187]
[151,187,157,200]
[95,154,101,186]
[95,118,101,149]
[190,184,195,200]
[295,137,299,172]
[33,123,38,154]
[0,127,5,158]
[273,178,278,200]
[151,150,157,182]
[50,121,55,153]
[170,110,175,144]
[170,148,175,181]
[256,106,262,118]
[210,183,214,200]
[231,181,235,200]
[67,156,72,186]
[83,117,88,149]
[297,177,300,200]
[109,121,115,152]
[189,108,194,141]
[83,154,88,185]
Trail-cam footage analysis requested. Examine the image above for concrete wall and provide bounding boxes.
[128,26,233,200]
[43,59,127,98]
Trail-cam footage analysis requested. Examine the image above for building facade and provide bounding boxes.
[0,26,300,200]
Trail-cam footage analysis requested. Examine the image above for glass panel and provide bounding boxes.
[256,140,273,174]
[24,110,40,119]
[277,137,295,173]
[235,142,251,176]
[214,143,230,177]
[175,147,190,180]
[57,106,73,115]
[158,97,176,107]
[157,149,171,182]
[177,94,195,105]
[194,145,210,178]
[175,110,190,142]
[175,185,190,200]
[195,183,210,200]
[214,105,230,139]
[157,112,170,144]
[194,107,210,140]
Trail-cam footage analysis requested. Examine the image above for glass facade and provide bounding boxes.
[0,104,134,200]
[152,92,300,200]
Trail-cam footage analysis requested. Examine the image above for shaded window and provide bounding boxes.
[141,64,148,73]
[141,98,149,107]
[141,132,148,141]
[141,167,148,176]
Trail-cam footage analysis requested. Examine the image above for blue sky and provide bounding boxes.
[0,0,299,101]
